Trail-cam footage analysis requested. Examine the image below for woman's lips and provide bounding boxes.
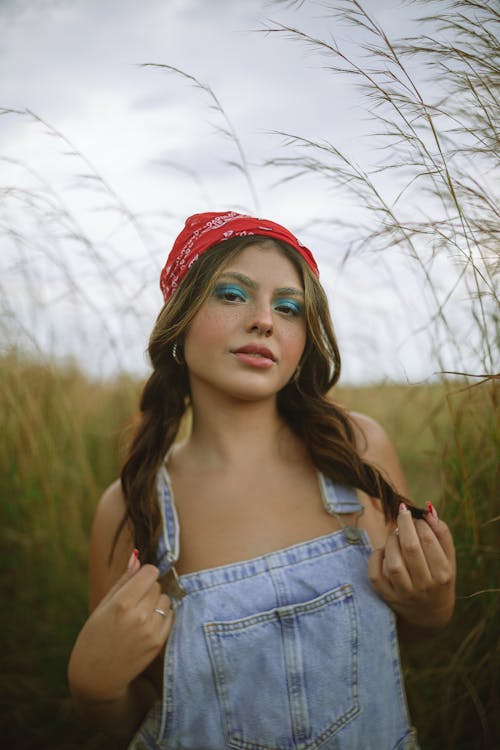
[232,346,276,369]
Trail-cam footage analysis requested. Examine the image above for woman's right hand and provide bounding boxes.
[68,551,173,704]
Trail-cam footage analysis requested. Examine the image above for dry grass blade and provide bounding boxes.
[140,63,260,214]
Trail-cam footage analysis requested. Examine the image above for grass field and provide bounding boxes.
[0,350,497,749]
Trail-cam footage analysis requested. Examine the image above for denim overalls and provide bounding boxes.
[128,465,420,750]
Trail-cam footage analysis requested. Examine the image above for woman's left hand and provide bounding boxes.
[368,503,456,631]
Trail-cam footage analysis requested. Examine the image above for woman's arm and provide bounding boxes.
[349,412,456,638]
[67,481,173,738]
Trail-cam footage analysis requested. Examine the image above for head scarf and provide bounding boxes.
[160,211,319,302]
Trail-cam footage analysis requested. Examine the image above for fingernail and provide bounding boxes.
[399,502,409,514]
[426,502,438,520]
[127,548,139,571]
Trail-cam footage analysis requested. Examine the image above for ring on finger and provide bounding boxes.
[154,607,168,618]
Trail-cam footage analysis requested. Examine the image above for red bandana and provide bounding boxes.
[160,211,319,302]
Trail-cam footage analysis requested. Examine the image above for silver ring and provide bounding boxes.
[154,607,167,618]
[394,527,400,536]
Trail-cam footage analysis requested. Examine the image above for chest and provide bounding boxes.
[166,466,385,576]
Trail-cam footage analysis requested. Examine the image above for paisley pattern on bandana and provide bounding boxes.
[160,211,319,302]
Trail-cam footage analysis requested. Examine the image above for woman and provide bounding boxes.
[68,211,456,749]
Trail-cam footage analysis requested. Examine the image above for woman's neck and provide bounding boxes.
[179,392,304,472]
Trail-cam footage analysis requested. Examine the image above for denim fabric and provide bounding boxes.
[128,469,420,750]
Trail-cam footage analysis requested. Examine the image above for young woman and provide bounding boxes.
[68,211,456,750]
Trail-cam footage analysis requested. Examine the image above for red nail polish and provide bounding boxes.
[128,548,140,571]
[399,502,408,513]
[426,502,438,520]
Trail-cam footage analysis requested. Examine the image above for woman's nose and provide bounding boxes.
[247,301,274,337]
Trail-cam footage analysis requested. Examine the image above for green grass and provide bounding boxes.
[0,352,136,750]
[1,351,497,748]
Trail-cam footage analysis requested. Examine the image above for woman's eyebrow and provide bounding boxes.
[218,272,304,297]
[276,286,304,298]
[217,271,257,289]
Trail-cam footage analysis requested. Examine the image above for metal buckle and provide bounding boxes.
[164,564,187,600]
[343,525,362,544]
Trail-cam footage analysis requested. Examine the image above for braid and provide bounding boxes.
[280,372,415,523]
[119,353,188,564]
[293,395,406,522]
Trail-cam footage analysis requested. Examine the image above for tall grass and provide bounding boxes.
[0,351,137,749]
[0,1,498,748]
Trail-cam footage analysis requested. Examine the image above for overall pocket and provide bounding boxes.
[203,583,360,750]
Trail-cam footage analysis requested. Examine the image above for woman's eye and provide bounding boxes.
[214,284,247,302]
[274,299,303,316]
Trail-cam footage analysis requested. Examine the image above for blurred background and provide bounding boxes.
[1,1,498,748]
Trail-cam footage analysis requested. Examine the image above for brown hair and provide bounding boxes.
[119,236,413,564]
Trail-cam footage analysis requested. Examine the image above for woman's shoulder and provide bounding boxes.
[348,411,389,453]
[94,478,127,518]
[89,479,134,610]
[91,480,128,550]
[347,411,409,497]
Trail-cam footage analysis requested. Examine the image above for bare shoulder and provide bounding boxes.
[348,411,409,497]
[349,412,390,455]
[88,479,134,611]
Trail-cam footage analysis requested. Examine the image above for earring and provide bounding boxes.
[172,342,184,365]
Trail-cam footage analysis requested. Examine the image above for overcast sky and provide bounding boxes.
[0,0,482,383]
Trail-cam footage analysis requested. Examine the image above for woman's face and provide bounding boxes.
[183,241,307,404]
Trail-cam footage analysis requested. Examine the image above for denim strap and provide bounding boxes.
[318,473,363,514]
[156,464,180,576]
